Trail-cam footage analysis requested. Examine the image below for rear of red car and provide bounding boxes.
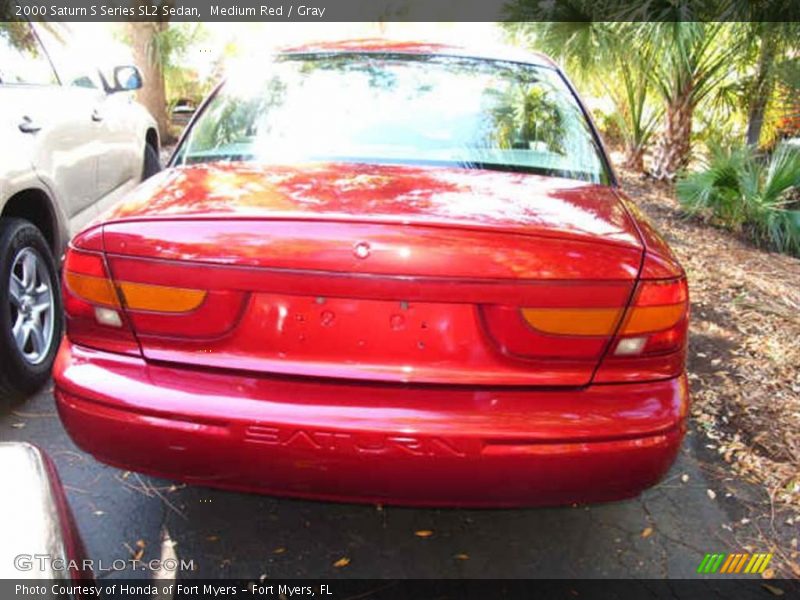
[53,44,689,507]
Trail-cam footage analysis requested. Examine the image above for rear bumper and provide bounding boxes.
[54,340,688,507]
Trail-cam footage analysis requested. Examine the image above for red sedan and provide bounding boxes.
[53,41,689,507]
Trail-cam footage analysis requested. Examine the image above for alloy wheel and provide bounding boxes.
[8,247,55,365]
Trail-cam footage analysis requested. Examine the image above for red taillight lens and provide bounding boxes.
[62,247,140,355]
[480,282,632,364]
[613,278,688,356]
[64,245,239,350]
[106,256,247,339]
[595,277,689,383]
[480,277,688,384]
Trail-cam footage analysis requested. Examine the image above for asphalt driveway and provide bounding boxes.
[2,382,741,580]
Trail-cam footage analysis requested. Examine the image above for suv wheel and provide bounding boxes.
[0,218,62,409]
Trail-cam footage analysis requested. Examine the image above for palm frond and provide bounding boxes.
[677,143,800,255]
[762,145,800,205]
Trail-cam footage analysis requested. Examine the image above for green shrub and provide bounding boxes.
[676,144,800,256]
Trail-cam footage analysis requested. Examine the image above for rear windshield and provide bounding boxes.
[175,53,609,183]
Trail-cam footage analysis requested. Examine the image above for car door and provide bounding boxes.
[0,23,103,231]
[92,81,142,194]
[57,65,137,199]
[0,27,43,199]
[39,27,148,201]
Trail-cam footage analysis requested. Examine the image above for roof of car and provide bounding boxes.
[278,39,559,69]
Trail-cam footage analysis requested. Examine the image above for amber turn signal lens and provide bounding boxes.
[65,272,120,307]
[118,281,206,313]
[619,303,686,335]
[521,307,623,336]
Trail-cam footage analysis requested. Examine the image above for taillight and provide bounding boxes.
[480,282,632,363]
[62,247,140,355]
[63,230,239,353]
[613,278,688,355]
[480,277,688,384]
[106,256,247,339]
[595,277,689,383]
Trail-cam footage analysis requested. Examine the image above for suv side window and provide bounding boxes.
[0,22,59,85]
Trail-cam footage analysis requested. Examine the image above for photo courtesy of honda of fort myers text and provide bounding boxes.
[0,0,799,598]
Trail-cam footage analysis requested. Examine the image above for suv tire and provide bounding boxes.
[142,143,161,180]
[0,218,63,410]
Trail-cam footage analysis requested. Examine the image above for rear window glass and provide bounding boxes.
[176,54,608,183]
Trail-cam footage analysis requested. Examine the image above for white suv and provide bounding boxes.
[0,19,159,406]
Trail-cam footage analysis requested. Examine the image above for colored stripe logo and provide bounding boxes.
[697,553,773,574]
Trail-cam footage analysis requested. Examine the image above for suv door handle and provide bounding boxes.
[91,109,103,122]
[18,116,41,133]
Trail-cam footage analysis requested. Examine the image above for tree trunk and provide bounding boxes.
[128,21,170,143]
[623,144,646,172]
[651,89,693,181]
[745,28,778,147]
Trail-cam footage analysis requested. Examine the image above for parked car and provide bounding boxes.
[170,97,196,129]
[0,18,159,407]
[0,442,91,583]
[54,41,689,507]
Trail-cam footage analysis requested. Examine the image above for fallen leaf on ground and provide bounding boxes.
[454,553,470,560]
[618,169,800,524]
[761,583,783,596]
[273,547,286,554]
[332,557,350,568]
[641,527,654,538]
[128,539,146,560]
[415,530,434,538]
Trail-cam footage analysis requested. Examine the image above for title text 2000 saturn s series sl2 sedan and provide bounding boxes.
[53,41,689,507]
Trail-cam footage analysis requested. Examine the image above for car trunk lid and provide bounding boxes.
[100,163,643,387]
[106,162,642,248]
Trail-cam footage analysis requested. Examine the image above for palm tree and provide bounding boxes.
[127,17,170,141]
[642,21,742,180]
[125,13,206,143]
[740,22,800,147]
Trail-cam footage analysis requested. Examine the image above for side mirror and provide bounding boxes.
[111,65,142,93]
